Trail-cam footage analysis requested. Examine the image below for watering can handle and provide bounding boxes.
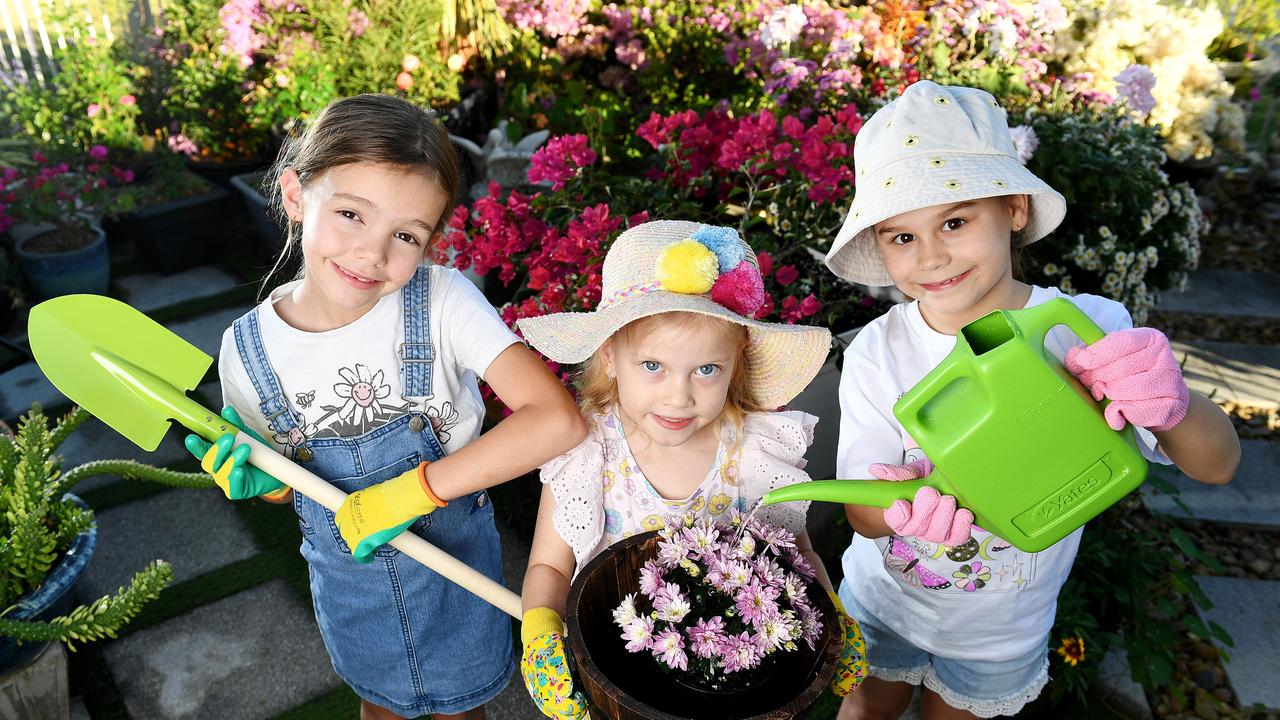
[1013,297,1106,349]
[230,431,524,620]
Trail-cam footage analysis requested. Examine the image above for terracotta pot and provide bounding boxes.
[565,531,840,720]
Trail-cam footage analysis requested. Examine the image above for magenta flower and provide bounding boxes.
[527,134,597,191]
[720,631,764,673]
[89,145,109,161]
[735,579,781,628]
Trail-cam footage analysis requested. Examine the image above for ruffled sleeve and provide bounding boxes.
[736,410,817,537]
[540,415,608,569]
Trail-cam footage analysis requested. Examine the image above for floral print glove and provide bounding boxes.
[827,591,868,696]
[521,608,588,720]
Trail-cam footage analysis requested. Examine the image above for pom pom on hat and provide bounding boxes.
[691,225,747,272]
[656,239,719,294]
[711,261,765,317]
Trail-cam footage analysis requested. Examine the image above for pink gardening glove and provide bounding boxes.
[1064,328,1190,433]
[869,457,974,547]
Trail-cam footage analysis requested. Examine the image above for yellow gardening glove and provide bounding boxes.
[184,406,290,501]
[521,608,588,720]
[334,462,443,563]
[828,591,869,696]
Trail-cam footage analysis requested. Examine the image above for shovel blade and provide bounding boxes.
[29,295,213,451]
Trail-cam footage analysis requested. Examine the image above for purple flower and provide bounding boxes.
[638,560,664,597]
[757,525,796,555]
[688,616,727,659]
[735,579,781,628]
[719,631,764,673]
[622,616,655,653]
[219,0,267,67]
[347,9,368,37]
[653,582,691,623]
[651,629,688,671]
[89,145,109,161]
[1009,125,1039,165]
[167,134,199,157]
[1114,64,1157,116]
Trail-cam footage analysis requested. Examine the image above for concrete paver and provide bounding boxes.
[1143,440,1280,528]
[1156,270,1280,319]
[1195,576,1280,709]
[78,488,257,603]
[102,580,341,720]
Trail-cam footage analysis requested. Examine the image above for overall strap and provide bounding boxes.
[232,307,302,436]
[400,265,435,400]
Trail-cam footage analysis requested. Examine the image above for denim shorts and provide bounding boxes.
[839,580,1048,718]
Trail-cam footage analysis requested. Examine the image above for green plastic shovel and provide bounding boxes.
[28,294,522,619]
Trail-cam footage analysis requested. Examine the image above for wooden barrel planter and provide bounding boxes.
[565,531,840,720]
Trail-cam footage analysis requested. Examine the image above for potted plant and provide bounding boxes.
[0,405,209,717]
[2,147,133,298]
[107,151,232,273]
[566,513,839,718]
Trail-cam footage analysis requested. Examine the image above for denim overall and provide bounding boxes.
[232,268,514,716]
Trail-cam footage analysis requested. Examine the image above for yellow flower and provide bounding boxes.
[641,514,665,532]
[708,493,732,515]
[1056,636,1085,667]
[656,239,718,294]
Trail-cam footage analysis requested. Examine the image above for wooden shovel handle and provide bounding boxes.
[236,432,523,619]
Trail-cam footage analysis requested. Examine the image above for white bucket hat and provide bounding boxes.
[825,81,1067,286]
[517,220,832,409]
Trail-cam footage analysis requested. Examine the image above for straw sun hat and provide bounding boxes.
[517,220,831,409]
[825,80,1068,287]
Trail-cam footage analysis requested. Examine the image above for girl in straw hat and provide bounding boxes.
[515,220,869,718]
[825,81,1239,720]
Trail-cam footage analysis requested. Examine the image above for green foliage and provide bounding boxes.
[1049,479,1231,708]
[1,26,141,153]
[162,51,265,162]
[1206,0,1280,62]
[0,406,207,649]
[1021,104,1206,323]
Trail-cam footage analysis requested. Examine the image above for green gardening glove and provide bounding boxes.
[184,406,289,501]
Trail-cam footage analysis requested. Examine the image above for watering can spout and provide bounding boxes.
[760,478,932,510]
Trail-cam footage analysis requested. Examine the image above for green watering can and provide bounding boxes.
[762,298,1148,552]
[28,294,523,619]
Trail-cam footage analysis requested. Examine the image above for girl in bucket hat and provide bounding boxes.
[514,220,869,718]
[827,82,1239,720]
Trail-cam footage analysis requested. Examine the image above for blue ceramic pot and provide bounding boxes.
[14,227,109,298]
[0,494,97,673]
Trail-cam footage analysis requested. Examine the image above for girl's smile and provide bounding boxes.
[917,268,972,294]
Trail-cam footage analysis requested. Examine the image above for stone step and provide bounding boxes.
[102,579,341,720]
[116,265,245,315]
[77,488,258,604]
[1172,341,1280,409]
[1156,270,1280,320]
[1194,576,1280,710]
[1143,439,1280,528]
[0,303,252,422]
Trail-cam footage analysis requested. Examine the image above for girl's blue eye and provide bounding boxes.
[695,364,720,377]
[944,218,966,231]
[642,360,661,373]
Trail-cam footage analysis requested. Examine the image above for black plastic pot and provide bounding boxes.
[115,181,233,273]
[230,170,285,259]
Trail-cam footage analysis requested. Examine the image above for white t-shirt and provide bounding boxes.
[219,266,520,455]
[837,285,1169,662]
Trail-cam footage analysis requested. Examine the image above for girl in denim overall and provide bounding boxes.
[184,94,586,720]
